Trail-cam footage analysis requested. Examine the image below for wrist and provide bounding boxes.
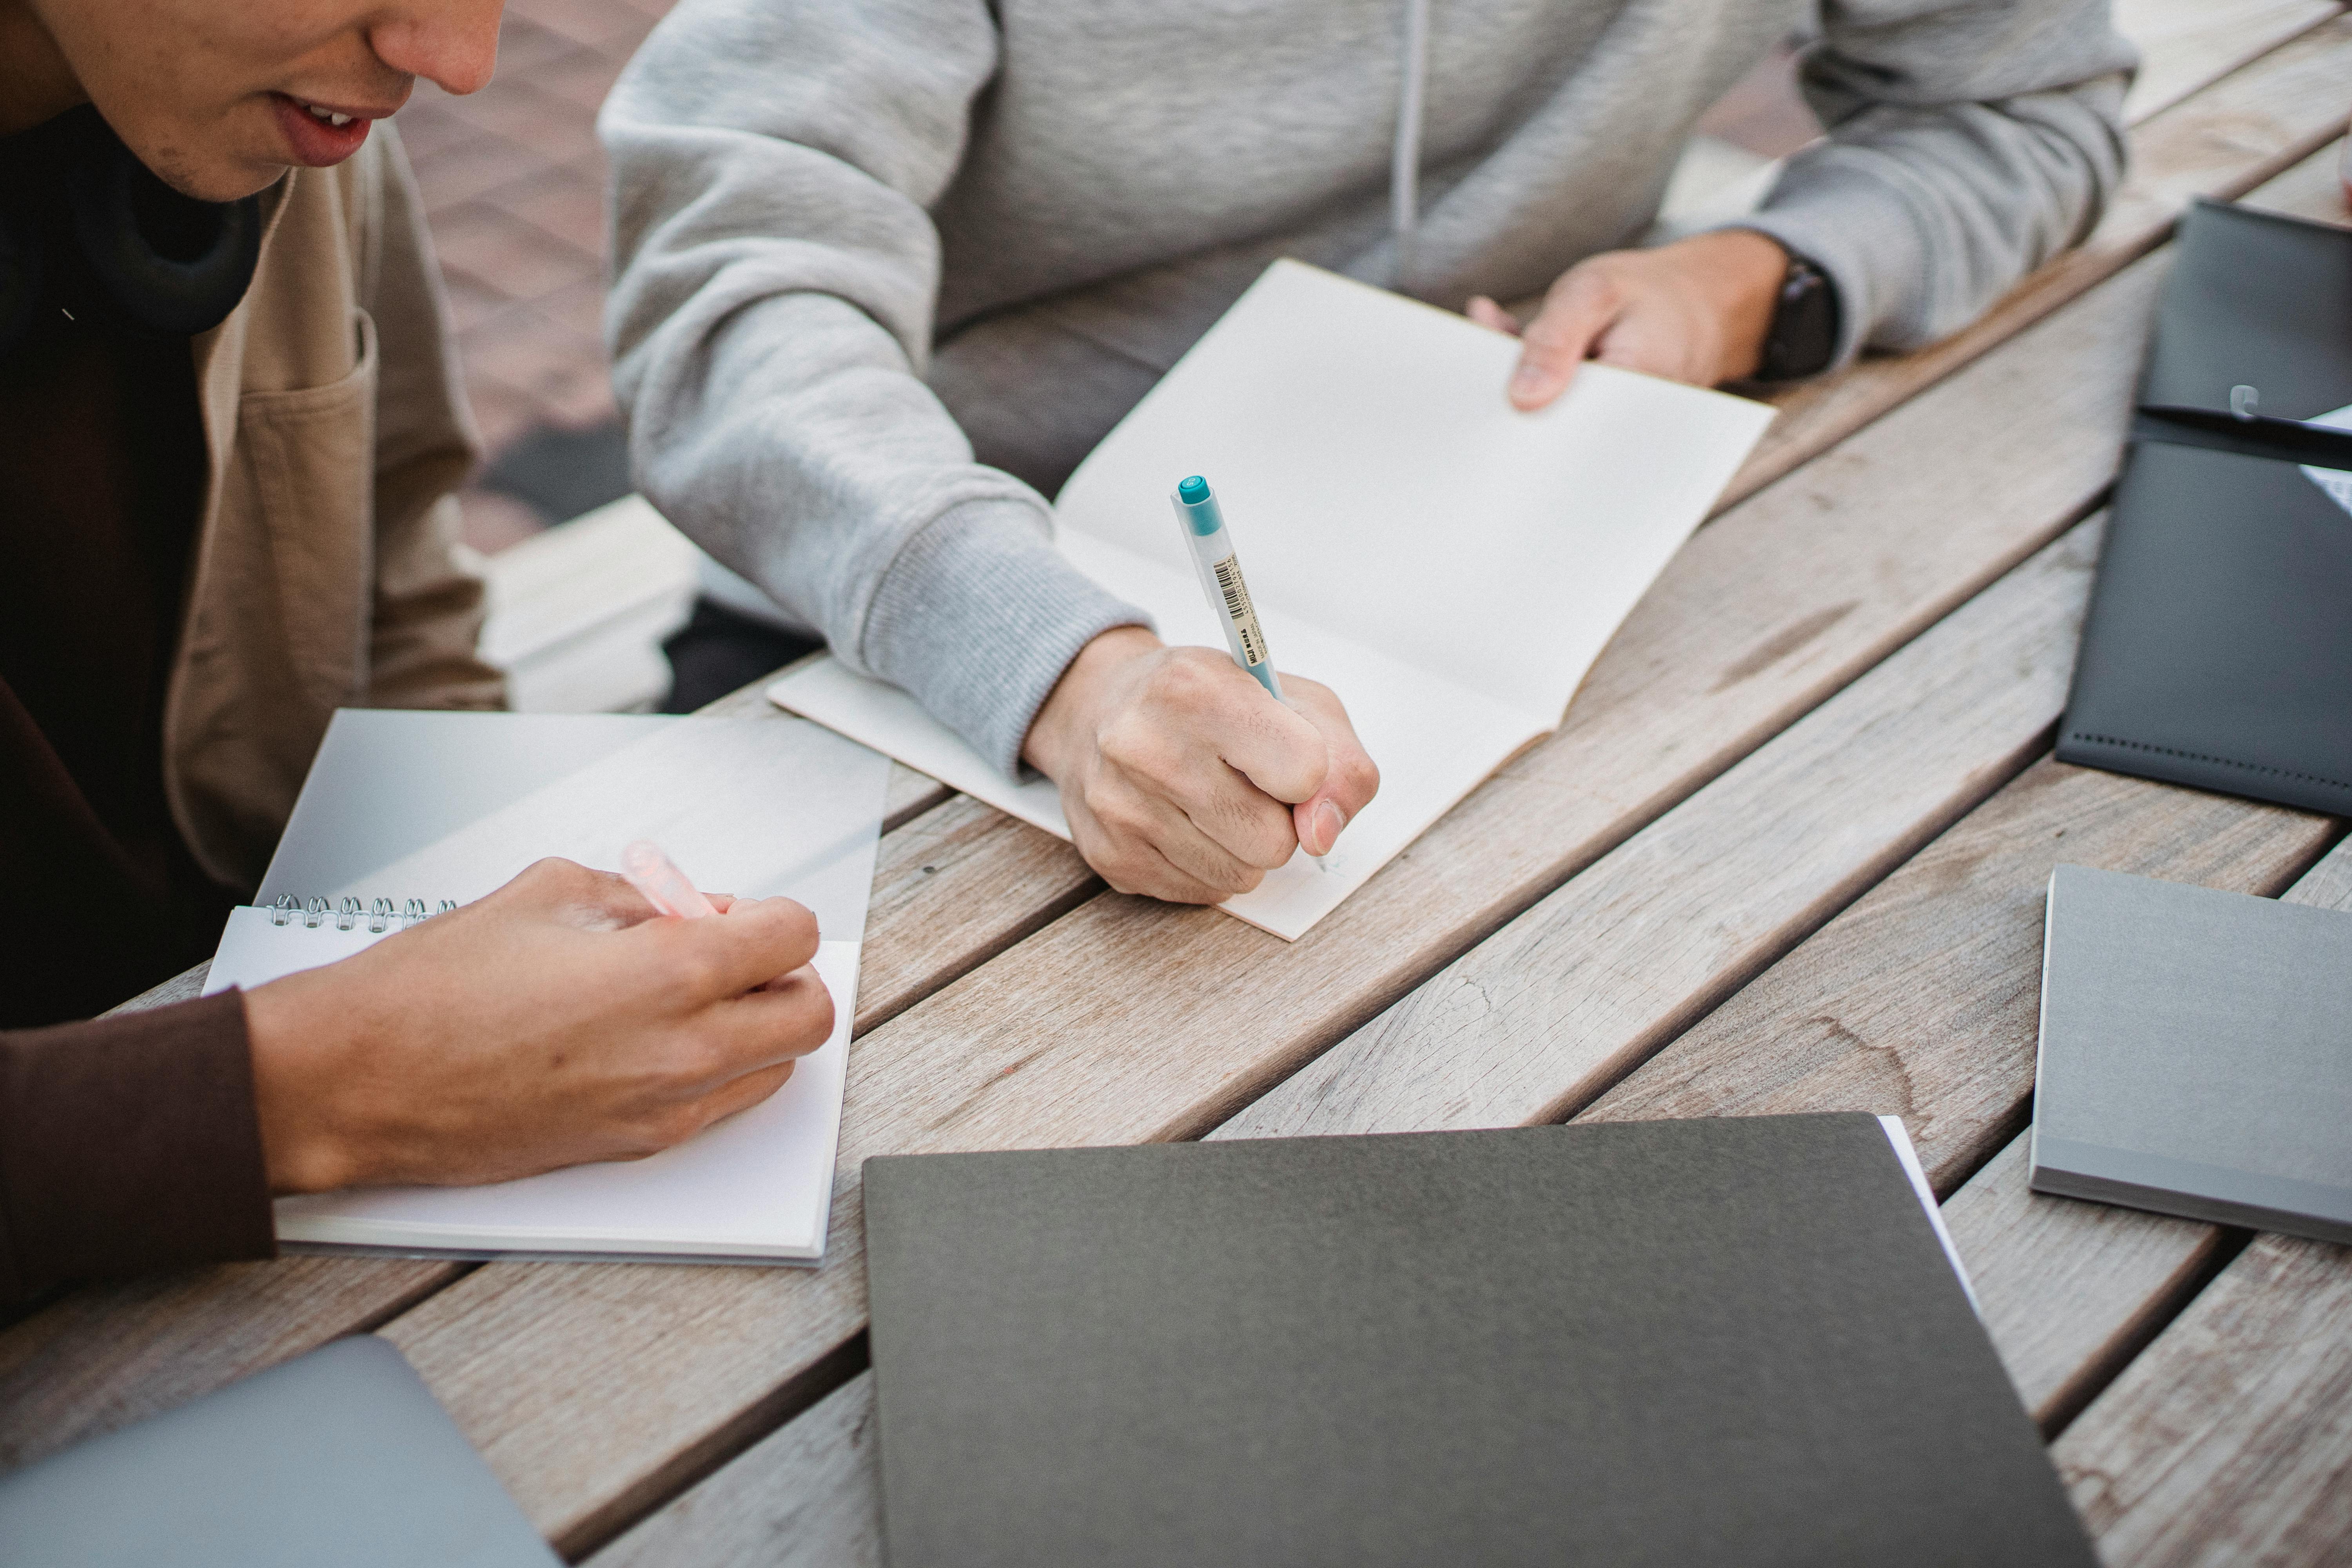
[1022,625,1162,781]
[243,973,365,1194]
[1673,229,1788,383]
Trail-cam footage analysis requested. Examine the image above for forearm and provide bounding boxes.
[0,994,274,1299]
[1742,0,2133,365]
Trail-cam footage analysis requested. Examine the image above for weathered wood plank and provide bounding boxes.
[1576,758,2332,1180]
[1220,519,2097,1140]
[0,1258,460,1470]
[594,1372,884,1568]
[2238,133,2350,225]
[1723,14,2352,508]
[857,799,1095,1035]
[2056,1232,2352,1564]
[33,36,2350,1557]
[2117,0,2341,123]
[555,104,2352,1568]
[1944,833,2352,1437]
[1944,1139,2235,1436]
[375,201,2180,1551]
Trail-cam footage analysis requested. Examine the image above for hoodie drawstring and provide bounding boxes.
[1391,0,1431,283]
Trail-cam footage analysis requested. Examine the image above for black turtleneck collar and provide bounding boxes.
[0,106,263,358]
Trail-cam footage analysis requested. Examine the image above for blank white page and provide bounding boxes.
[1055,260,1777,723]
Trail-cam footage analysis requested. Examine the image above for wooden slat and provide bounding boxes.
[1577,758,2332,1179]
[2117,0,2341,123]
[372,194,2185,1551]
[1943,1139,2235,1434]
[2055,1232,2352,1563]
[555,64,2352,1568]
[1952,834,2352,1428]
[1219,519,2096,1140]
[2239,133,2351,223]
[595,1373,884,1568]
[856,797,1094,1034]
[1723,14,2352,508]
[27,31,2350,1552]
[0,1258,458,1469]
[584,786,2345,1568]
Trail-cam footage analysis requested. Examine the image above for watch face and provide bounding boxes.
[1764,256,1839,381]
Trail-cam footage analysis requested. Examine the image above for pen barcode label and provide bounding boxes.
[1211,554,1269,667]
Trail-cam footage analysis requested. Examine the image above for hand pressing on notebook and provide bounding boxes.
[1022,627,1381,903]
[1467,229,1793,405]
[240,858,833,1194]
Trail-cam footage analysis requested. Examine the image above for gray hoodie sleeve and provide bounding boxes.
[1739,0,2136,367]
[599,0,1147,776]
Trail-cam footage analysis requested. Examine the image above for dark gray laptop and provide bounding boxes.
[2031,865,2352,1243]
[0,1337,557,1567]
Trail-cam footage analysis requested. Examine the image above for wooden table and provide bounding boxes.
[8,13,2351,1564]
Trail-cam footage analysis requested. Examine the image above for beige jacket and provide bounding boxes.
[173,125,503,891]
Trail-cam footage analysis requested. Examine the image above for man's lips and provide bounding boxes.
[268,92,387,167]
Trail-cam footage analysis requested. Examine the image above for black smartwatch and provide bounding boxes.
[1754,248,1840,382]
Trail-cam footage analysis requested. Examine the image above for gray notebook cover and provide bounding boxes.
[2031,865,2352,1243]
[0,1337,557,1567]
[864,1116,2091,1568]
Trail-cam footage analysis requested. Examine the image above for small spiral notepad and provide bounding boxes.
[203,710,891,1265]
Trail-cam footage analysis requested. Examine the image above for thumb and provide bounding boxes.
[1280,679,1381,856]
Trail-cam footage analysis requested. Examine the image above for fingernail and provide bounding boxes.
[1311,800,1347,855]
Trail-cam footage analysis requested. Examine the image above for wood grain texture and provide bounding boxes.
[1721,15,2352,510]
[371,205,2183,1550]
[593,1372,884,1568]
[2117,0,2341,122]
[0,1257,459,1469]
[1220,519,2098,1140]
[2237,135,2352,225]
[857,797,1096,1035]
[34,36,2348,1563]
[1578,758,2333,1181]
[2056,1233,2352,1565]
[1944,1138,2233,1436]
[100,963,207,1016]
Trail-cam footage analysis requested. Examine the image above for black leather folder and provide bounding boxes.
[2057,199,2352,814]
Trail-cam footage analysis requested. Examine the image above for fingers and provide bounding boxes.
[1466,295,1522,336]
[1280,677,1382,856]
[1508,265,1626,410]
[651,894,823,1001]
[687,1060,799,1134]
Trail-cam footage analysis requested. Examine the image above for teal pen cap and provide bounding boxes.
[1176,474,1223,535]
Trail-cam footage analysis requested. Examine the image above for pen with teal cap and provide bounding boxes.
[1172,474,1330,869]
[1172,474,1284,701]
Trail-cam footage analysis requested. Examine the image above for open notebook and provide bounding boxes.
[769,261,1774,939]
[202,710,891,1264]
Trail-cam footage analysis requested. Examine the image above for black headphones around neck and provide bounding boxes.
[0,107,262,358]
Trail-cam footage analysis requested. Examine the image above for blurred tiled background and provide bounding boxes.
[400,0,1817,557]
[397,0,670,552]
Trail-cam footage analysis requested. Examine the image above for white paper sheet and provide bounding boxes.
[2301,403,2352,518]
[771,260,1774,939]
[203,714,891,1262]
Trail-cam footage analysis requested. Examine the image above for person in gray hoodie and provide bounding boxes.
[601,0,2133,904]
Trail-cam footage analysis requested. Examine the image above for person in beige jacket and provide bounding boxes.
[0,0,835,1298]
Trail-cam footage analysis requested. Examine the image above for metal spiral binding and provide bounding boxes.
[259,894,457,930]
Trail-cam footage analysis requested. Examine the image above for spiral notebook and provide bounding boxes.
[769,260,1775,940]
[201,709,891,1264]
